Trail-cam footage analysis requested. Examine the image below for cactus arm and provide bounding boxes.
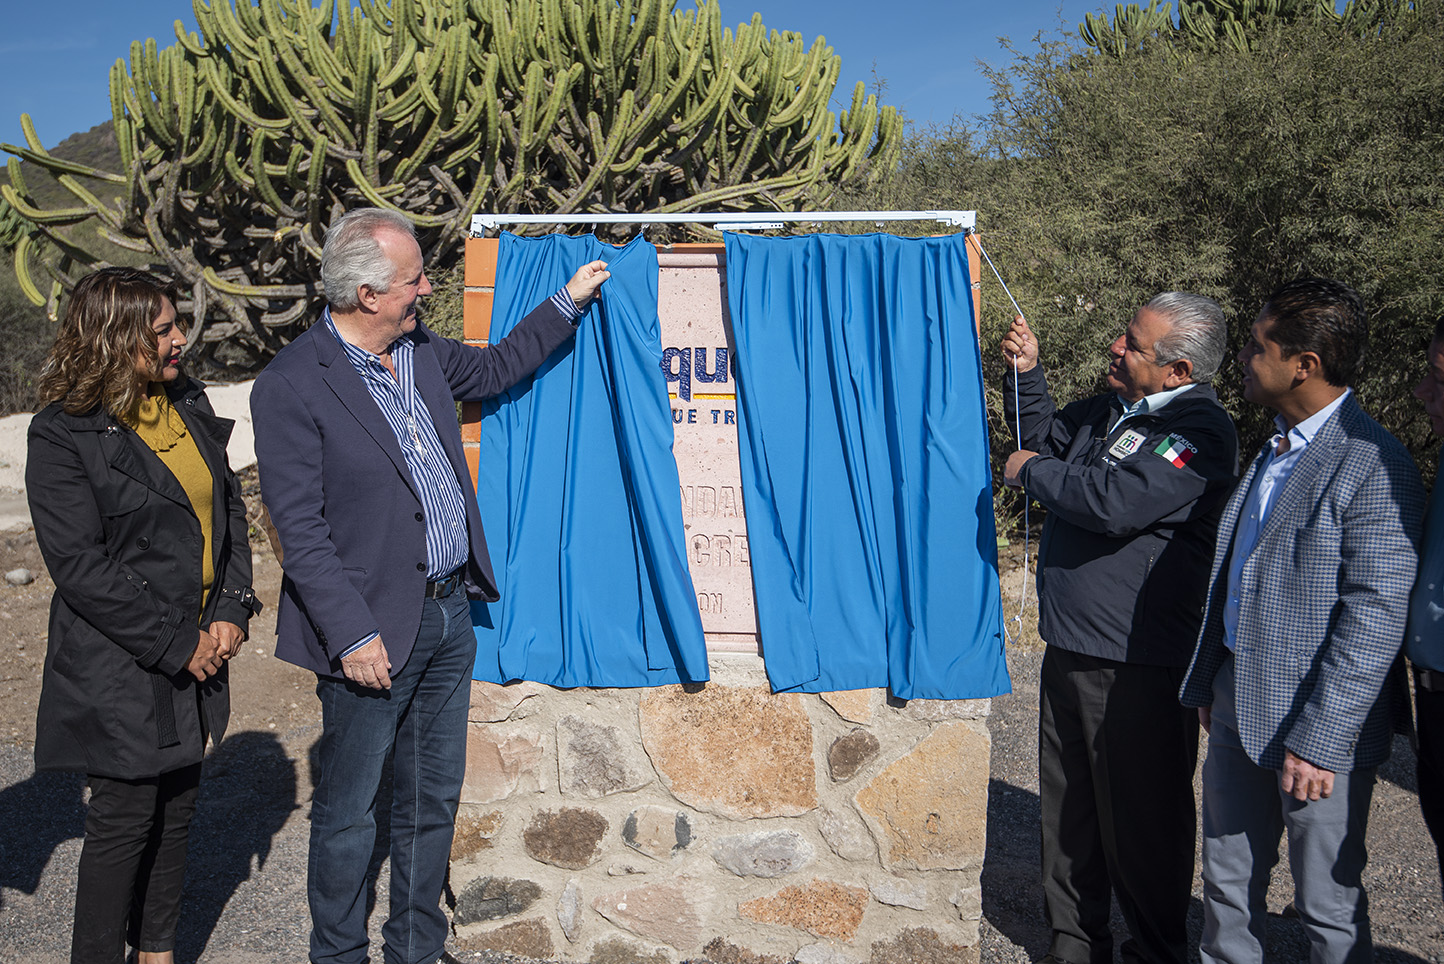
[0,184,95,225]
[272,37,357,148]
[527,63,581,154]
[768,39,827,127]
[51,175,125,231]
[436,20,468,125]
[197,0,260,61]
[250,132,303,217]
[342,158,450,226]
[552,97,635,211]
[0,147,126,186]
[198,55,293,129]
[201,265,314,297]
[173,22,209,57]
[97,224,156,252]
[12,234,46,306]
[304,133,328,226]
[376,26,419,89]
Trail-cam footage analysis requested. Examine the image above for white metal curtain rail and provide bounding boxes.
[470,210,976,234]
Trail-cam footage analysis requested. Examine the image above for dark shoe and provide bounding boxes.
[1035,956,1084,964]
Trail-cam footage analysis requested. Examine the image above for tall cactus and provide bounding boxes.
[1,0,901,366]
[1080,0,1418,57]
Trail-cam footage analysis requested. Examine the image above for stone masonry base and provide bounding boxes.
[450,653,991,964]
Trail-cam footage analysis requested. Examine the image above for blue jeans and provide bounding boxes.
[308,586,474,964]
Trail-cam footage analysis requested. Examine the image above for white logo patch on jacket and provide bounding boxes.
[1108,429,1148,460]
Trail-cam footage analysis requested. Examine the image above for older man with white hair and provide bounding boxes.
[1002,293,1239,964]
[253,208,608,964]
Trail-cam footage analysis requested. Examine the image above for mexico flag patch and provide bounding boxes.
[1154,434,1197,468]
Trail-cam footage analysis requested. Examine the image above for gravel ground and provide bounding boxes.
[2,592,1442,962]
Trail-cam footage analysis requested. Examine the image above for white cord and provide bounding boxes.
[973,233,1031,644]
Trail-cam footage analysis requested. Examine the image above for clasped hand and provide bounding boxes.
[185,621,246,681]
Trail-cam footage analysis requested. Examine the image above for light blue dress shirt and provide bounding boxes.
[1223,390,1352,650]
[1406,444,1444,672]
[1108,383,1199,432]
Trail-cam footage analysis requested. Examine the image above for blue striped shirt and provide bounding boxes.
[326,291,582,657]
[326,309,470,577]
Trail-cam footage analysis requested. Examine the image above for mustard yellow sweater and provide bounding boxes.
[126,386,215,595]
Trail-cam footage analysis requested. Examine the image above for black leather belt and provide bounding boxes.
[1416,667,1444,693]
[425,569,464,599]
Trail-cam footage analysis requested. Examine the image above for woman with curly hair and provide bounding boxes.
[26,267,260,964]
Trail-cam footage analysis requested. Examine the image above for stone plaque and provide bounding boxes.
[657,251,757,651]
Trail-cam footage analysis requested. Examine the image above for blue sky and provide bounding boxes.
[0,0,1099,155]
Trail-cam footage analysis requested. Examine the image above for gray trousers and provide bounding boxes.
[1200,656,1377,964]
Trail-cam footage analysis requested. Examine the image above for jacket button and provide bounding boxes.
[416,562,426,572]
[137,537,150,550]
[415,512,424,522]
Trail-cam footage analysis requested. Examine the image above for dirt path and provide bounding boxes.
[0,530,1440,962]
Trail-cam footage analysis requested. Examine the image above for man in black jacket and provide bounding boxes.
[1001,294,1239,964]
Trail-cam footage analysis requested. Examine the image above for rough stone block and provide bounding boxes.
[453,876,542,925]
[558,879,583,943]
[558,714,655,797]
[523,807,607,870]
[897,698,990,722]
[468,680,544,722]
[454,918,555,959]
[854,721,988,871]
[949,885,983,921]
[738,878,869,941]
[450,807,503,861]
[591,937,672,964]
[712,830,814,878]
[819,807,876,862]
[867,926,977,964]
[592,876,707,951]
[702,937,788,964]
[828,729,881,782]
[623,806,692,861]
[639,685,817,818]
[795,944,864,964]
[820,690,877,724]
[869,877,928,911]
[462,726,544,804]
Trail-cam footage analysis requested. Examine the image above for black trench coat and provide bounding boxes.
[26,377,259,779]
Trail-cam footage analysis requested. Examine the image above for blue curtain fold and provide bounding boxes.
[724,231,1010,699]
[471,232,709,687]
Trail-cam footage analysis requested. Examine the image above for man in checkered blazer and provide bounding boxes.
[1180,278,1425,964]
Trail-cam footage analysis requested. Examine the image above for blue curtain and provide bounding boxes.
[471,233,709,687]
[724,232,1010,699]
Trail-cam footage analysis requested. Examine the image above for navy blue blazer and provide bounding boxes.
[251,305,576,678]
